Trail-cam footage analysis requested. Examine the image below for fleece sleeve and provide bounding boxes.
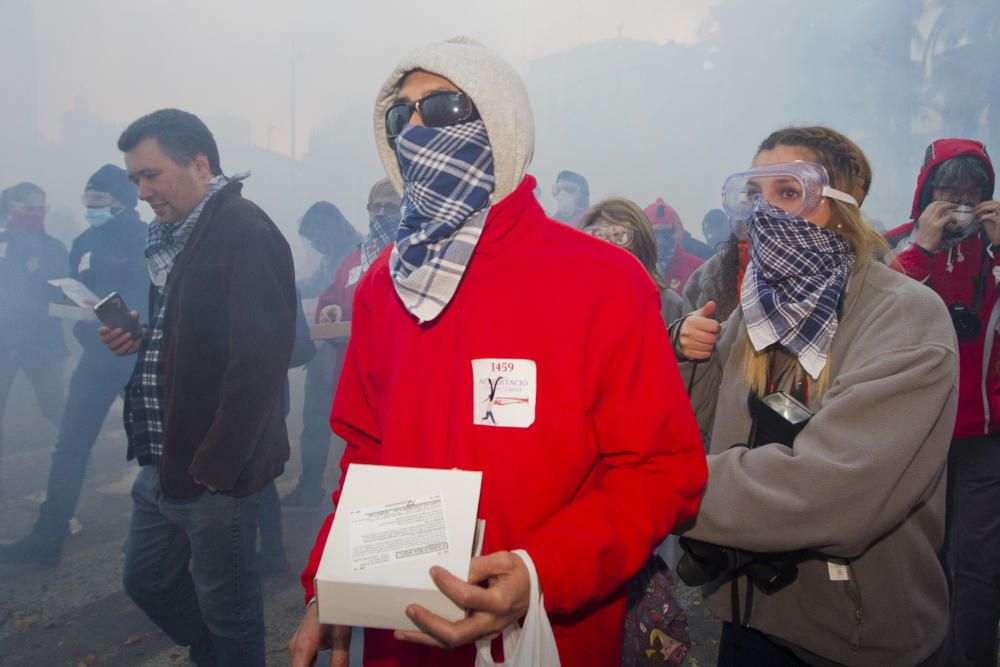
[299,279,382,603]
[519,295,708,613]
[684,339,958,558]
[187,220,297,490]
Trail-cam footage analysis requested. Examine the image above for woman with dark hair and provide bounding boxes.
[0,182,69,494]
[579,197,683,324]
[673,127,956,666]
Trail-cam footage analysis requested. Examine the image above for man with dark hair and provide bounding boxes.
[551,169,589,226]
[101,108,296,667]
[886,138,1000,666]
[0,165,146,566]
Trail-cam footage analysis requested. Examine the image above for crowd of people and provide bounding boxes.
[0,35,998,667]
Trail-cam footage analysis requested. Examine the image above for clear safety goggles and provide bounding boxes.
[721,161,859,222]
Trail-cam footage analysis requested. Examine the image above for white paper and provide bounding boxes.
[349,494,450,572]
[828,561,850,581]
[78,251,92,273]
[48,278,100,307]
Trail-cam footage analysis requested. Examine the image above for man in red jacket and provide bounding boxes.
[644,198,705,296]
[287,37,707,667]
[886,138,1000,666]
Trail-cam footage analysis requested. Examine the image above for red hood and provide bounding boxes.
[911,138,995,219]
[644,198,686,241]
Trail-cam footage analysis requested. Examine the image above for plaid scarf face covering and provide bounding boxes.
[389,119,495,323]
[740,202,856,379]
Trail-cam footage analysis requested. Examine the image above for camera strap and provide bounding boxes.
[970,241,991,313]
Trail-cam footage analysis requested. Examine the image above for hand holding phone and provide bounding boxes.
[95,292,143,356]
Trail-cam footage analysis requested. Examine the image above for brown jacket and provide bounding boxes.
[141,181,296,498]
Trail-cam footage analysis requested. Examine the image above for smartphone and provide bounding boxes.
[94,292,141,339]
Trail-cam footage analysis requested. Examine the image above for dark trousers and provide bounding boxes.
[0,348,65,498]
[945,435,1000,666]
[297,345,343,491]
[35,348,134,539]
[719,623,945,667]
[0,347,66,462]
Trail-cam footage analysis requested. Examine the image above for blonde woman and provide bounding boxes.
[674,127,957,666]
[579,197,684,324]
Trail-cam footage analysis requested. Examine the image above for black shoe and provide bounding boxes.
[281,485,326,508]
[0,532,63,567]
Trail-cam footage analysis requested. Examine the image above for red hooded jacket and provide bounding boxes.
[886,138,998,439]
[300,177,707,666]
[644,198,704,294]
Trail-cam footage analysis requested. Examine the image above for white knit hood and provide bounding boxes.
[373,36,535,203]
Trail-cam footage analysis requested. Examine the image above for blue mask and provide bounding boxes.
[85,207,115,227]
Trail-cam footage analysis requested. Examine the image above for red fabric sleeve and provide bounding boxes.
[892,244,934,283]
[300,278,382,603]
[519,295,708,613]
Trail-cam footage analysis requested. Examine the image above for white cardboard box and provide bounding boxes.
[315,464,483,631]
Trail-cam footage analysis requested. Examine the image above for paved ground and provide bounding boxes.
[0,364,722,666]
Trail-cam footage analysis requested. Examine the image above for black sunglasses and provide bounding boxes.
[385,91,479,142]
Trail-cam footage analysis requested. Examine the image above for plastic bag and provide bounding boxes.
[475,549,561,667]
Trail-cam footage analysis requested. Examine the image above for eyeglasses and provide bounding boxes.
[385,91,479,142]
[367,201,400,215]
[934,187,982,204]
[582,223,634,247]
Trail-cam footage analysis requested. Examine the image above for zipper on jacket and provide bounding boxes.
[844,561,864,650]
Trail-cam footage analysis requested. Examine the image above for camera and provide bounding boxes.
[949,302,982,341]
[676,537,801,594]
[747,391,813,449]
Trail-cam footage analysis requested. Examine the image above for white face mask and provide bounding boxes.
[947,204,976,232]
[85,206,115,227]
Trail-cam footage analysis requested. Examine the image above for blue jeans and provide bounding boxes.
[123,465,265,667]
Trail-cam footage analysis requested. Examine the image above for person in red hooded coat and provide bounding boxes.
[885,138,1000,666]
[644,198,704,296]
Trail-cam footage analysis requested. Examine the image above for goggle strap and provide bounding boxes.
[821,186,859,208]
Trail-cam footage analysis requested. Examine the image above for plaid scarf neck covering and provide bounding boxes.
[360,213,398,270]
[389,120,495,322]
[145,174,242,285]
[740,203,856,379]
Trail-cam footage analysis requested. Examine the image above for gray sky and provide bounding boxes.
[34,0,717,155]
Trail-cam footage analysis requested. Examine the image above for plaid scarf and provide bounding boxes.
[389,120,495,322]
[145,174,239,285]
[360,213,398,271]
[741,204,855,379]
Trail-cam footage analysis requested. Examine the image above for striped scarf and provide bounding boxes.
[389,120,495,323]
[741,204,855,379]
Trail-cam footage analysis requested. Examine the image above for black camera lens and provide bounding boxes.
[949,302,982,341]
